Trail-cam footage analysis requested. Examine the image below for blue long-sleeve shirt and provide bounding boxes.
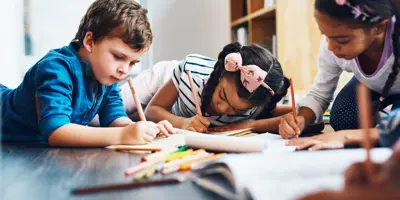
[1,42,127,143]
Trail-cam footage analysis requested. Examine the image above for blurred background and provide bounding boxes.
[0,0,352,92]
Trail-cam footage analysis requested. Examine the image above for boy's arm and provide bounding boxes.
[145,79,186,128]
[109,117,133,127]
[48,124,124,147]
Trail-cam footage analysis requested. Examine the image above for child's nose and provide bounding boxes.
[327,40,340,54]
[217,102,229,114]
[117,64,130,75]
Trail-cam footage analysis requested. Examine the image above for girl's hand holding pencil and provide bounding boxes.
[279,78,304,139]
[279,113,305,139]
[181,115,210,133]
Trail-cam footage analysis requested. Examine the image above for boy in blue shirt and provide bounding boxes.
[0,0,174,146]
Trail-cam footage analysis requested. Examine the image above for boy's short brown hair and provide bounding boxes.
[73,0,152,51]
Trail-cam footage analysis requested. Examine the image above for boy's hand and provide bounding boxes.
[181,115,210,133]
[278,113,305,139]
[120,121,159,144]
[156,120,176,137]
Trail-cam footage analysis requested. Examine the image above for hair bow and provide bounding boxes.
[336,0,382,22]
[224,53,275,96]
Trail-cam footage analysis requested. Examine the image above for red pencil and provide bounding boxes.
[356,84,374,181]
[186,71,202,116]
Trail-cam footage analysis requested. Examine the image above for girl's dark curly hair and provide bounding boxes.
[200,42,289,115]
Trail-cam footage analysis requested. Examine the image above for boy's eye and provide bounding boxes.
[129,62,136,67]
[113,54,124,60]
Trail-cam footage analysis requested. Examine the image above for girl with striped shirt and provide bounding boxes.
[119,42,292,133]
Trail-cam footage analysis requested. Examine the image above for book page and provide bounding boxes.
[245,175,344,200]
[200,148,392,198]
[250,133,296,152]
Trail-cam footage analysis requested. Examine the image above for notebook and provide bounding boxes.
[192,148,392,200]
[106,129,296,153]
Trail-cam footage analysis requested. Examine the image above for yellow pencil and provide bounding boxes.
[134,164,158,180]
[180,153,224,171]
[144,164,158,179]
[164,149,195,162]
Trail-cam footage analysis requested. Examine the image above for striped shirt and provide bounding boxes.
[171,54,264,126]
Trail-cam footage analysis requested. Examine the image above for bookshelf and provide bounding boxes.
[230,0,323,91]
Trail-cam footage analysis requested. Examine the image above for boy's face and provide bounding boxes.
[208,73,254,116]
[83,33,146,86]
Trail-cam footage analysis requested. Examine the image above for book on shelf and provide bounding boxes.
[192,148,392,200]
[264,0,275,7]
[237,26,249,46]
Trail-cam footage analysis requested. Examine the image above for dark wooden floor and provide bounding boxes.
[1,143,224,200]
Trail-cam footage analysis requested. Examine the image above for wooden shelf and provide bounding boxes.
[231,5,276,27]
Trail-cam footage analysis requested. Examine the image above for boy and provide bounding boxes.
[0,0,174,146]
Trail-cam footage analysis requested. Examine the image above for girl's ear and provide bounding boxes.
[82,32,94,53]
[373,19,390,35]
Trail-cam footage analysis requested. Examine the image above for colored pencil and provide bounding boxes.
[356,84,374,181]
[72,177,186,195]
[127,77,146,121]
[289,78,296,117]
[186,71,202,116]
[106,145,162,152]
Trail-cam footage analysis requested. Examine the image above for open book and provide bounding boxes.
[192,148,392,200]
[106,129,296,153]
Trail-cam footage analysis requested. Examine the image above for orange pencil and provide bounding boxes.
[127,77,146,121]
[290,78,299,138]
[289,78,297,117]
[356,84,374,181]
[186,71,202,116]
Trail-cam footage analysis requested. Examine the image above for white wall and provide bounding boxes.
[0,0,24,88]
[143,0,230,68]
[30,0,94,58]
[0,0,94,88]
[0,0,230,88]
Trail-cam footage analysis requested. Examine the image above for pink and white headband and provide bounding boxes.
[335,0,382,23]
[224,52,275,96]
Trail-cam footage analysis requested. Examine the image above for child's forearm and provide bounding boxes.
[272,105,292,117]
[48,124,123,147]
[109,117,133,127]
[252,117,282,133]
[341,128,380,146]
[298,107,317,127]
[145,105,186,128]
